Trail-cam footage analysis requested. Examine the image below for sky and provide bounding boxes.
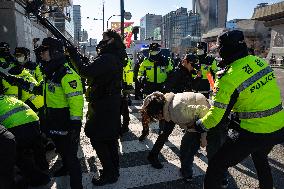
[73,0,283,41]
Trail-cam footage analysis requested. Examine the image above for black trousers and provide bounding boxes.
[121,94,130,129]
[0,125,16,189]
[90,138,120,179]
[150,120,175,155]
[9,121,48,186]
[204,127,284,189]
[51,130,82,189]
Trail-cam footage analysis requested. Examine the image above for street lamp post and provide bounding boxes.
[120,0,124,40]
[107,15,121,29]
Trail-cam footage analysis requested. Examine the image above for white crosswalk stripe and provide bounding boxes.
[30,98,209,189]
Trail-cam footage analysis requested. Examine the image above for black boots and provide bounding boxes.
[147,153,163,169]
[139,128,149,141]
[53,166,68,177]
[92,169,119,186]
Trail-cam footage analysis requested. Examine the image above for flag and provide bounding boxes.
[111,22,134,47]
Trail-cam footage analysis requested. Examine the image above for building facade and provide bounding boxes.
[162,7,201,54]
[140,14,162,40]
[193,0,228,34]
[73,5,81,43]
[81,30,89,42]
[53,6,75,42]
[0,0,49,60]
[252,1,284,59]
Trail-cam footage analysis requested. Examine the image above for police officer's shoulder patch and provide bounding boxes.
[68,80,77,89]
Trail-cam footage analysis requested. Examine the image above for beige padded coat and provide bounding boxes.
[163,92,210,147]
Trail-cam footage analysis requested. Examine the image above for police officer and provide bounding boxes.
[0,44,43,115]
[137,43,173,95]
[39,37,84,189]
[14,47,43,82]
[16,46,56,151]
[0,90,50,187]
[194,30,284,189]
[0,42,14,65]
[68,29,125,186]
[138,43,173,141]
[0,124,16,189]
[133,51,145,100]
[195,42,218,98]
[121,57,134,134]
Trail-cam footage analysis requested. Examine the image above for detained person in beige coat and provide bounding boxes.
[141,91,228,183]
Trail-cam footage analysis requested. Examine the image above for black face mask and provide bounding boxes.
[97,39,111,50]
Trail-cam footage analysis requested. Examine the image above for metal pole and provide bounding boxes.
[107,15,113,29]
[103,1,105,31]
[120,0,124,40]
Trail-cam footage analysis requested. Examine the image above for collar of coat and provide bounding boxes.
[163,92,175,122]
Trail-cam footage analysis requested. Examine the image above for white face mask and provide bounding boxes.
[150,51,160,56]
[197,49,205,55]
[16,56,26,63]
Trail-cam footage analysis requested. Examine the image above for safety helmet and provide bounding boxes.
[41,37,64,52]
[0,42,10,52]
[218,30,245,49]
[197,42,207,53]
[14,47,30,58]
[185,54,198,64]
[149,43,161,56]
[217,30,248,64]
[197,42,207,50]
[149,43,161,51]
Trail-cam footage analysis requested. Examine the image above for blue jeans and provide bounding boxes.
[180,125,228,178]
[180,131,201,177]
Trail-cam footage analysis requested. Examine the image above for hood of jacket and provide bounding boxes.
[163,92,210,129]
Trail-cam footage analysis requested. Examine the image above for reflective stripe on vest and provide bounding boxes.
[237,104,283,119]
[0,106,29,122]
[237,66,273,92]
[29,95,37,101]
[66,91,83,98]
[212,101,228,109]
[70,116,81,120]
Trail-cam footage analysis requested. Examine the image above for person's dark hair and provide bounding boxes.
[103,29,126,50]
[100,29,127,63]
[141,92,166,121]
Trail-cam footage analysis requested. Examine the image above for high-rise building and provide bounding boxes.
[53,6,75,42]
[140,14,162,40]
[193,0,228,34]
[82,30,89,42]
[73,5,81,43]
[162,7,201,53]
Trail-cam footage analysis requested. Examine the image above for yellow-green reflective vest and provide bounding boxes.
[199,55,284,133]
[44,63,84,120]
[123,59,134,85]
[138,58,173,83]
[28,64,43,83]
[0,95,39,128]
[2,68,44,110]
[200,59,218,79]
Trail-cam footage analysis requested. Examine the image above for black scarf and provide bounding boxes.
[41,56,66,79]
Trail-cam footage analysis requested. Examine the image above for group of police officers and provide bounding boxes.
[0,29,283,189]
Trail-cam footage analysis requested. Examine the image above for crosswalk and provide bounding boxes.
[32,98,210,189]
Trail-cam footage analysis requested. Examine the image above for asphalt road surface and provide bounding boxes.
[31,68,284,189]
